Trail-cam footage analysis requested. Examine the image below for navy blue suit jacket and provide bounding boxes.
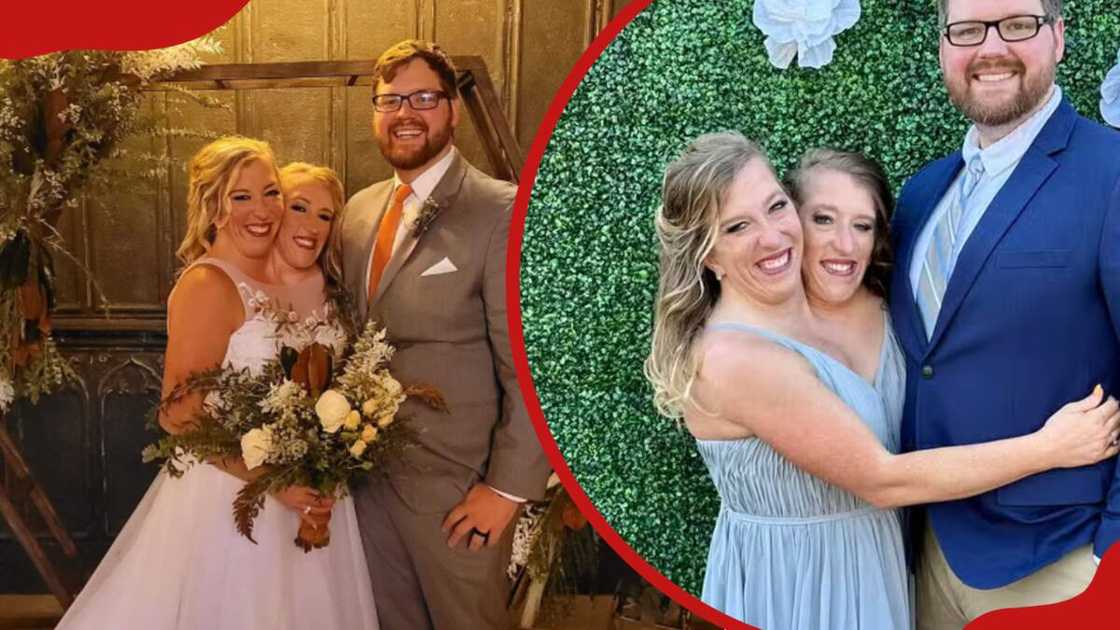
[889,99,1120,588]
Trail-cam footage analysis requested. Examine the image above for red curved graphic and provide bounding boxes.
[505,0,754,628]
[2,0,248,59]
[502,1,1120,629]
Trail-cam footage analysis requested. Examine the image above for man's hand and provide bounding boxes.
[441,484,520,552]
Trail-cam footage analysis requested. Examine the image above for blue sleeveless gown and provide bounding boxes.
[698,316,909,629]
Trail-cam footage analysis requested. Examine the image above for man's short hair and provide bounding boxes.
[937,0,1063,27]
[372,40,459,99]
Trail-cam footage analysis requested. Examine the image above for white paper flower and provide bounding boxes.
[1101,47,1120,128]
[241,425,275,470]
[752,0,861,70]
[315,389,351,433]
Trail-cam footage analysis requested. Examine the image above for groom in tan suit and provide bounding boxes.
[337,40,551,629]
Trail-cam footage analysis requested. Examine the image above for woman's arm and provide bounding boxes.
[161,266,335,520]
[160,265,243,434]
[694,334,1120,509]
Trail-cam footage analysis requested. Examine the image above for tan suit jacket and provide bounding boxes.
[338,152,550,514]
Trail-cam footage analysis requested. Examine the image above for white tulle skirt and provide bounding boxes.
[56,463,379,629]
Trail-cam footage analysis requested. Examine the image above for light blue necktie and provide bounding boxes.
[916,156,985,339]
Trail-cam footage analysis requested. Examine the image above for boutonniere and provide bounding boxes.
[410,197,443,238]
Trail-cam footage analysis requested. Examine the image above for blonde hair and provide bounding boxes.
[278,162,346,284]
[177,136,277,265]
[644,132,770,418]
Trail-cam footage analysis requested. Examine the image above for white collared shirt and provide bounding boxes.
[363,147,458,296]
[909,86,1065,297]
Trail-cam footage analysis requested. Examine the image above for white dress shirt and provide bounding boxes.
[909,86,1064,297]
[363,147,458,295]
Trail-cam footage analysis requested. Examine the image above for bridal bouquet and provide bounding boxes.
[144,312,446,551]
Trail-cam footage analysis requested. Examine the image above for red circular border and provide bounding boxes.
[505,1,755,627]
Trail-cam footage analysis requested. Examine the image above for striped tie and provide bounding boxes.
[916,156,984,339]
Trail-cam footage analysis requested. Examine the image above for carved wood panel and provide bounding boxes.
[0,335,165,593]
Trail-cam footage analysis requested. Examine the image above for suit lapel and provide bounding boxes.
[373,153,470,304]
[893,156,962,360]
[926,99,1076,352]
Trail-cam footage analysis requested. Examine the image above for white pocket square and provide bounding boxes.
[420,257,458,277]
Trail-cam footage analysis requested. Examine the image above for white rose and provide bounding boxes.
[343,409,362,431]
[241,426,274,470]
[315,389,351,433]
[349,439,368,458]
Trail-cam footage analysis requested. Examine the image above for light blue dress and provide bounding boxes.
[698,314,909,630]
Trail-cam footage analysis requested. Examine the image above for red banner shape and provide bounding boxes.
[507,1,761,628]
[1,0,248,59]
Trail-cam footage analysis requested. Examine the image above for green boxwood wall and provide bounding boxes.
[521,0,1120,594]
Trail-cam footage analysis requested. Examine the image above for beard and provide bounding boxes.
[376,118,454,172]
[945,55,1056,127]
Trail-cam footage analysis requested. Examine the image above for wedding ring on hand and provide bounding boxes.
[303,506,312,515]
[470,527,490,543]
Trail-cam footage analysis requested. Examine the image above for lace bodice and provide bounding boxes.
[170,257,346,377]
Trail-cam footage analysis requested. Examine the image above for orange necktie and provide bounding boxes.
[367,183,412,301]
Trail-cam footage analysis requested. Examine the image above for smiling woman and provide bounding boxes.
[54,135,380,629]
[274,162,345,286]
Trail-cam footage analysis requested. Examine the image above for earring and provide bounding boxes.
[714,269,724,281]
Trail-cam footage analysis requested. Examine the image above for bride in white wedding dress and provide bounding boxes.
[56,138,379,629]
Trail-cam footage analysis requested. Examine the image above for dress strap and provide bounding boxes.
[705,322,807,354]
[705,321,845,389]
[170,257,256,321]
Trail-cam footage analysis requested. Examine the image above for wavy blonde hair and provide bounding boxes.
[278,162,346,284]
[644,132,769,418]
[177,136,277,265]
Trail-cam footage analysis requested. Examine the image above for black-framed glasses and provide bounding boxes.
[944,15,1054,47]
[371,89,449,113]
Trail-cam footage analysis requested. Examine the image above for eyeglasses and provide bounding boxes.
[943,15,1054,47]
[371,89,449,113]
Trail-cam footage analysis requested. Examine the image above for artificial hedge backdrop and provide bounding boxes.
[520,0,1120,594]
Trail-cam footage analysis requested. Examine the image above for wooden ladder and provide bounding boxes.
[0,420,81,609]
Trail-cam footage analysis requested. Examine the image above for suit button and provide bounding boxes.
[921,365,934,379]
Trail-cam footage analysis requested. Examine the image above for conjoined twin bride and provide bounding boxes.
[56,138,379,628]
